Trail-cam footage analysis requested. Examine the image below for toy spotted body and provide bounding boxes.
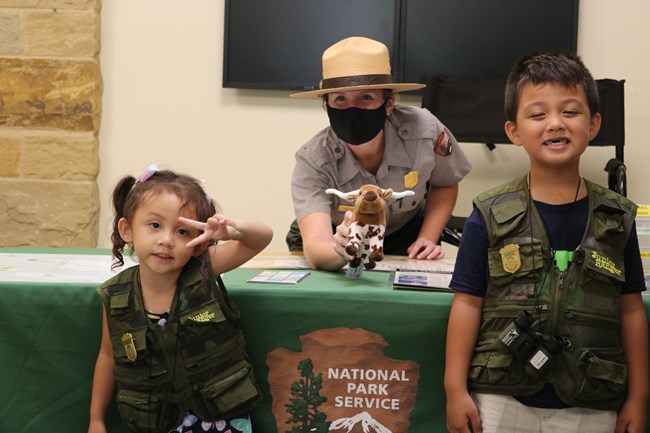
[327,184,414,270]
[346,221,386,269]
[346,186,389,269]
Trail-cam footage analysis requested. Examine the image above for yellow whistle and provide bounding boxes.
[122,332,138,362]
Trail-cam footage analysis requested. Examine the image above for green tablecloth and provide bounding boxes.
[2,247,649,432]
[0,248,123,431]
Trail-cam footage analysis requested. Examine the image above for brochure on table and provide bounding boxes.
[393,270,453,292]
[247,270,311,284]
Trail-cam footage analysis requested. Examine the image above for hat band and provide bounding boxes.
[321,74,394,90]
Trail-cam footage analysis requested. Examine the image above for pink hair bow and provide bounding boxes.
[137,164,159,182]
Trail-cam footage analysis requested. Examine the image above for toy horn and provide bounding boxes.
[326,187,414,200]
[390,190,415,199]
[325,188,358,200]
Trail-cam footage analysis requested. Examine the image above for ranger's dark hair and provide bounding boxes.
[504,51,599,122]
[110,169,218,269]
[321,89,395,107]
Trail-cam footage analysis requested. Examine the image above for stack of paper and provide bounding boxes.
[637,205,650,288]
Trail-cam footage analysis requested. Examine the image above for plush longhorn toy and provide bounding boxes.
[326,185,414,271]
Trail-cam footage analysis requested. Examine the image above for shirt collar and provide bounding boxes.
[384,117,413,168]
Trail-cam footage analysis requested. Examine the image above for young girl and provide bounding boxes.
[87,166,273,433]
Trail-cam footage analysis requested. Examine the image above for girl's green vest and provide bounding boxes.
[469,176,637,411]
[98,256,261,433]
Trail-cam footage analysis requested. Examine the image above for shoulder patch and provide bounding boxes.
[434,129,452,156]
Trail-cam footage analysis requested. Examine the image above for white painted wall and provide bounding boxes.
[98,1,650,253]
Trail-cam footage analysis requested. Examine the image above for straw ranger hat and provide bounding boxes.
[290,36,426,99]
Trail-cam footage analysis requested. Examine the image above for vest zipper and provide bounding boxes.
[117,391,158,405]
[565,308,620,327]
[201,361,251,397]
[117,369,169,385]
[549,268,566,336]
[483,304,542,317]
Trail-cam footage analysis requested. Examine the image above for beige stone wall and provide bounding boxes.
[0,0,102,247]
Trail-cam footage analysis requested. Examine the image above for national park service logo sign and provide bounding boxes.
[267,327,420,433]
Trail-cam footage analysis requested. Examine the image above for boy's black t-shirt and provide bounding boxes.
[450,196,646,408]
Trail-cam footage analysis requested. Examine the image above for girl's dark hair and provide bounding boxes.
[110,169,218,269]
[504,51,599,122]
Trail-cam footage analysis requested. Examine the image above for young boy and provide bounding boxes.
[444,52,648,433]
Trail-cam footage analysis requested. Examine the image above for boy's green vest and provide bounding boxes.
[98,256,261,433]
[469,176,637,411]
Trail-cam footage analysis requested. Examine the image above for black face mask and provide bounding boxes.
[326,102,387,145]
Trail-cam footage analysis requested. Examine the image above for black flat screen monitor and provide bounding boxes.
[223,0,399,91]
[400,0,579,82]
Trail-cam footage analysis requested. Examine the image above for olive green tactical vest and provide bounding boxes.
[469,176,637,411]
[98,256,261,433]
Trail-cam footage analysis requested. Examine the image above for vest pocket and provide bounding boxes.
[116,388,178,432]
[592,204,625,240]
[487,242,543,290]
[180,299,227,327]
[574,347,627,403]
[194,359,261,416]
[114,364,169,389]
[470,343,521,386]
[179,299,229,343]
[582,248,625,296]
[490,199,526,240]
[179,300,242,360]
[111,326,148,365]
[108,289,136,322]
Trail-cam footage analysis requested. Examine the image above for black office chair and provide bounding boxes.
[590,79,626,196]
[422,75,627,246]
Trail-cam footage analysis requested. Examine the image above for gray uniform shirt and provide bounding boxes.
[291,105,472,235]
